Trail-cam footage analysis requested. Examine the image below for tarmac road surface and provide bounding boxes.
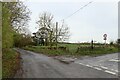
[75,53,119,76]
[15,49,118,78]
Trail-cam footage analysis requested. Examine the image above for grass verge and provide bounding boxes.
[76,46,118,56]
[2,48,21,78]
[23,46,69,56]
[23,43,118,57]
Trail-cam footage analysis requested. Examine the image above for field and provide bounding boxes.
[24,43,118,57]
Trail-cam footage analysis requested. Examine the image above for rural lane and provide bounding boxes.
[14,48,118,78]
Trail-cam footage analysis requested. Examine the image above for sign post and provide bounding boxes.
[91,40,94,49]
[103,34,107,46]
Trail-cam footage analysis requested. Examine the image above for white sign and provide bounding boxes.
[103,34,107,40]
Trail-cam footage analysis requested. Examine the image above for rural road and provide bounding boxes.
[75,53,119,76]
[15,49,118,78]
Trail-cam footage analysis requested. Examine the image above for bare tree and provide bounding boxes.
[36,12,54,46]
[3,1,31,34]
[36,12,70,46]
[36,12,53,29]
[57,20,70,42]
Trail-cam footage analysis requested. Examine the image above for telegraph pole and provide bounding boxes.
[56,22,58,49]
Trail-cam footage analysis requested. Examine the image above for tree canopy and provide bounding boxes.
[2,1,31,48]
[35,12,70,46]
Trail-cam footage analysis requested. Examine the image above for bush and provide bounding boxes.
[110,41,114,46]
[2,5,14,48]
[13,33,33,47]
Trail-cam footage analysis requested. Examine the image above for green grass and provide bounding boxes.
[24,43,118,57]
[2,48,20,78]
[58,43,79,54]
[76,46,118,56]
[24,46,69,56]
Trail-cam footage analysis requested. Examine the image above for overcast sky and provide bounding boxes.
[24,0,118,43]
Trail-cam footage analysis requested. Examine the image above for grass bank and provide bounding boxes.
[2,48,21,78]
[23,43,118,57]
[76,46,118,56]
[24,46,69,56]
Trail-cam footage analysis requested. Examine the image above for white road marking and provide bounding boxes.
[94,67,102,70]
[111,69,118,72]
[86,65,93,68]
[109,59,120,62]
[100,66,108,69]
[78,63,84,65]
[78,63,102,70]
[105,70,116,75]
[76,62,118,76]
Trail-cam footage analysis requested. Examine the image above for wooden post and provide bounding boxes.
[91,40,94,49]
[56,22,58,49]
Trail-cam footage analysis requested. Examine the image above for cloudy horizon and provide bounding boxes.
[24,0,118,43]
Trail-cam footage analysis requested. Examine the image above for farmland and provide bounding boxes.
[24,43,118,57]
